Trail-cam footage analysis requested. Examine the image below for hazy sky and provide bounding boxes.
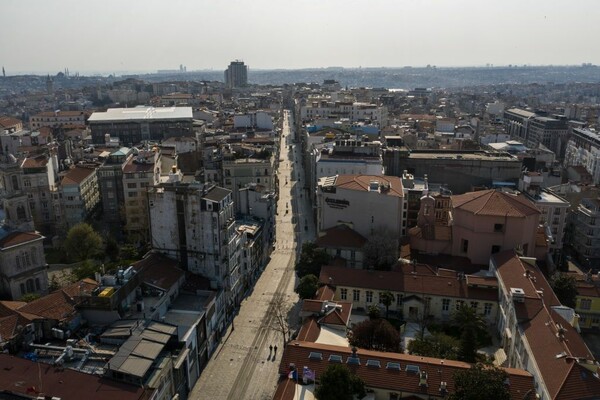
[1,0,598,74]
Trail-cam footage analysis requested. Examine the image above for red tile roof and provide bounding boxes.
[18,291,77,321]
[315,285,335,301]
[0,116,22,129]
[61,166,96,185]
[333,175,404,197]
[296,318,321,342]
[451,189,540,217]
[21,155,48,169]
[278,341,535,399]
[0,232,44,249]
[320,265,498,302]
[315,224,367,249]
[492,251,600,399]
[0,354,151,400]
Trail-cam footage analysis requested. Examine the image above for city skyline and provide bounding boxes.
[1,0,599,75]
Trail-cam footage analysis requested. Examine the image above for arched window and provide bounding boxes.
[16,205,26,220]
[26,279,34,292]
[16,255,20,269]
[25,252,30,266]
[35,278,40,290]
[31,249,37,264]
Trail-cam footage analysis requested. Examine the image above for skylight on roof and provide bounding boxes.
[308,352,323,361]
[406,364,420,373]
[347,357,361,365]
[328,355,343,363]
[386,362,401,371]
[366,359,381,368]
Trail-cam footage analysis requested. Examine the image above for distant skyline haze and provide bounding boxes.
[1,0,598,75]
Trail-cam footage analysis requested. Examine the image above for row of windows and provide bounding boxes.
[20,278,41,295]
[340,288,493,315]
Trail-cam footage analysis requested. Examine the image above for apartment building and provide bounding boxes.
[148,182,243,307]
[222,156,273,213]
[60,165,100,228]
[122,148,161,241]
[97,147,134,226]
[519,172,569,258]
[491,251,600,400]
[571,197,600,268]
[29,110,87,129]
[564,127,600,185]
[224,60,248,89]
[301,99,388,127]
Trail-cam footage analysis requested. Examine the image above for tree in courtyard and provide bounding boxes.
[379,290,395,319]
[295,242,330,278]
[64,223,103,262]
[314,364,366,400]
[363,226,399,270]
[367,305,381,320]
[550,272,578,308]
[295,274,319,300]
[452,304,487,363]
[449,363,510,400]
[349,318,401,352]
[407,332,460,360]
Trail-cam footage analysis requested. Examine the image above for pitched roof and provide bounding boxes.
[21,155,48,169]
[315,285,335,301]
[0,232,44,249]
[319,264,498,302]
[296,318,321,342]
[451,189,540,217]
[332,174,404,197]
[492,251,599,399]
[315,225,367,249]
[0,116,22,129]
[18,291,77,321]
[61,166,96,185]
[278,341,535,399]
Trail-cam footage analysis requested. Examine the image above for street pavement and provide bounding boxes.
[188,111,315,400]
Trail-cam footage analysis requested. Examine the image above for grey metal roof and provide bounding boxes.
[203,186,231,202]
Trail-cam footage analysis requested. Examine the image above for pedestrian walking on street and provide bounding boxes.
[274,345,278,354]
[269,345,273,353]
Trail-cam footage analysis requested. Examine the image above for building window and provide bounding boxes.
[442,299,450,311]
[35,278,40,290]
[484,303,493,315]
[456,300,464,310]
[20,283,26,295]
[580,298,592,310]
[461,239,469,253]
[353,289,360,301]
[127,183,137,189]
[470,302,478,309]
[491,245,501,254]
[366,291,373,303]
[494,223,504,232]
[397,294,404,306]
[340,288,347,300]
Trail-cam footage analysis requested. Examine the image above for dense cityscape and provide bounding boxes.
[2,51,600,400]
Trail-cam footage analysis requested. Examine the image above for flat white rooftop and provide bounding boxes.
[89,106,193,122]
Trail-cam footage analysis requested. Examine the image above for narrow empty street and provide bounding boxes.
[189,110,315,400]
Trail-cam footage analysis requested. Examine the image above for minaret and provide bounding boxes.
[46,75,54,95]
